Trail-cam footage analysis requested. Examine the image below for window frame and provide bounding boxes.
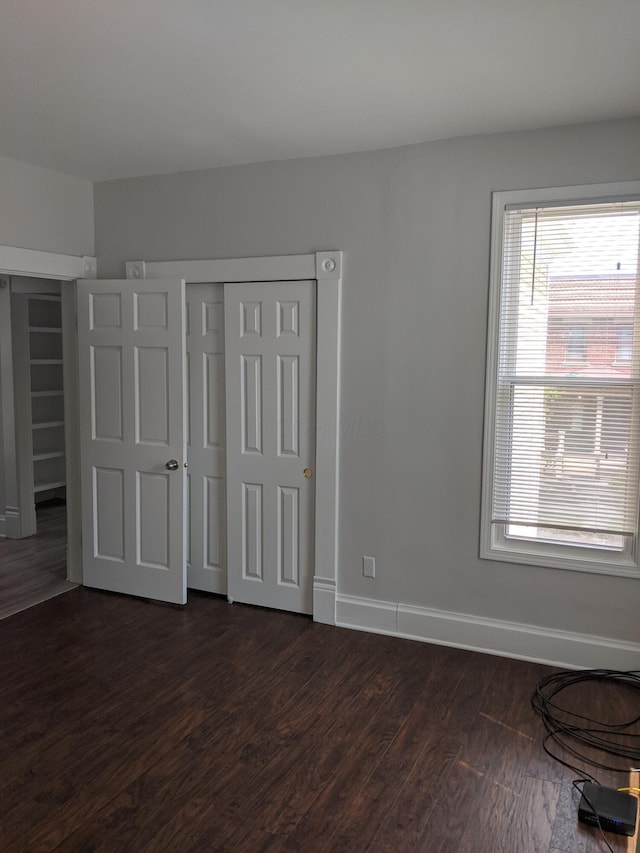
[480,181,640,578]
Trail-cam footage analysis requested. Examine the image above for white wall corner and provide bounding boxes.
[315,251,342,280]
[335,595,640,670]
[313,576,337,625]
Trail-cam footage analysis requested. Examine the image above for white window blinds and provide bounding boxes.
[491,198,640,544]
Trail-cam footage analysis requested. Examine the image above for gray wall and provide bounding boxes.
[0,155,94,530]
[0,155,94,256]
[94,117,640,643]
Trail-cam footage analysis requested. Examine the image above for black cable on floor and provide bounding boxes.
[531,669,640,772]
[531,669,640,852]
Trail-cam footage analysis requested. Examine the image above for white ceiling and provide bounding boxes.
[1,0,639,182]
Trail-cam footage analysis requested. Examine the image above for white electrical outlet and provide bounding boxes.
[362,555,375,578]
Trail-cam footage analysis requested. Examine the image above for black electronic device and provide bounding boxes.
[577,782,638,837]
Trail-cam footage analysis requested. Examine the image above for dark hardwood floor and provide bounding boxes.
[0,588,637,852]
[0,499,74,620]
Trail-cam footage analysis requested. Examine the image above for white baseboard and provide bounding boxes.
[313,576,337,625]
[335,593,640,670]
[0,507,21,538]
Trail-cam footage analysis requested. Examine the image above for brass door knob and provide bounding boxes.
[303,468,313,478]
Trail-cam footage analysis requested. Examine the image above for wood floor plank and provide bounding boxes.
[0,500,74,621]
[0,585,637,852]
[15,608,315,850]
[40,623,353,850]
[257,645,430,848]
[365,650,499,852]
[326,645,471,853]
[96,630,386,851]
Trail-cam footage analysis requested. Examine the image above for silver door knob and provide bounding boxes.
[165,459,179,471]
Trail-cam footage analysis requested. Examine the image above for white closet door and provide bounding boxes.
[77,279,187,604]
[185,283,227,593]
[225,280,316,614]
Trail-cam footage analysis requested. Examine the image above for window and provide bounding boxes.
[566,324,586,360]
[481,183,640,576]
[616,325,633,362]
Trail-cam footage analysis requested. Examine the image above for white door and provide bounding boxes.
[225,280,316,614]
[185,283,227,594]
[77,279,187,604]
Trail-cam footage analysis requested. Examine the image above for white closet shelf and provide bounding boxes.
[34,480,66,493]
[13,290,66,535]
[33,451,65,461]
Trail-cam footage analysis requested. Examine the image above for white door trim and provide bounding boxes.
[0,246,94,583]
[0,244,96,281]
[125,252,342,625]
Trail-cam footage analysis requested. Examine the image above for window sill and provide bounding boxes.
[480,535,639,579]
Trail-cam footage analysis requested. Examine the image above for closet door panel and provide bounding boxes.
[186,283,227,593]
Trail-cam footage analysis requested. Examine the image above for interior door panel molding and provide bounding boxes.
[225,280,315,614]
[77,279,187,604]
[185,283,227,595]
[125,251,342,625]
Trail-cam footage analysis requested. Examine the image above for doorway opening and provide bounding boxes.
[0,277,76,617]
